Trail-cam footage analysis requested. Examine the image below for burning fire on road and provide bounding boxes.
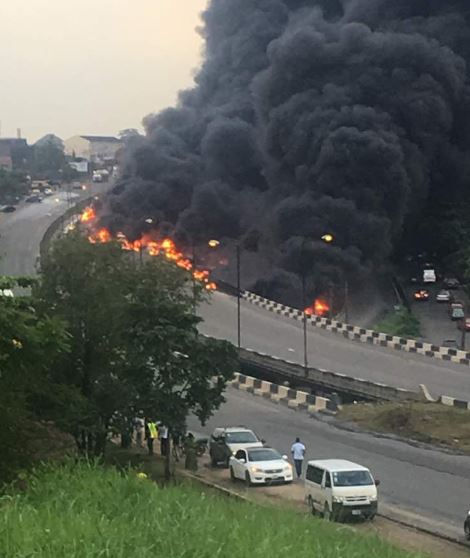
[81,207,217,291]
[304,299,330,318]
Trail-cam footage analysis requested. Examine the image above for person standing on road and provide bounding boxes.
[134,415,145,448]
[159,424,169,456]
[146,419,158,456]
[291,437,306,479]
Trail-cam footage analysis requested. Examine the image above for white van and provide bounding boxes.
[423,269,436,283]
[305,459,378,521]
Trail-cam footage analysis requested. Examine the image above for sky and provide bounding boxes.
[0,0,207,142]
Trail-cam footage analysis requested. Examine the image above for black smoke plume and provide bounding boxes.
[103,0,470,302]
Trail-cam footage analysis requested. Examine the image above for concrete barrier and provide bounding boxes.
[230,372,333,414]
[242,291,470,366]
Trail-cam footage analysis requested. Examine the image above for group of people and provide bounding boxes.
[133,417,170,456]
[133,416,198,471]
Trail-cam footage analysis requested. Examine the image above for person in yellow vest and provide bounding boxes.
[145,419,158,456]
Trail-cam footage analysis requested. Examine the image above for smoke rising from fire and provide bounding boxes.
[103,0,470,299]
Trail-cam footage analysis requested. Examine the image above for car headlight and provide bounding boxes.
[333,496,345,503]
[250,467,263,474]
[284,464,293,472]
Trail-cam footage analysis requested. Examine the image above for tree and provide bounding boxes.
[0,169,29,204]
[36,233,237,465]
[123,257,237,478]
[31,137,68,179]
[0,276,70,481]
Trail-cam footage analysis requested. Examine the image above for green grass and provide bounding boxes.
[339,401,470,453]
[375,307,421,338]
[0,461,423,558]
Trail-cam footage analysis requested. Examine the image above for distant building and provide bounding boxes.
[0,143,12,171]
[64,135,122,164]
[0,138,29,170]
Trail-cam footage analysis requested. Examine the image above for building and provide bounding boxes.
[64,135,122,164]
[0,143,12,171]
[0,138,29,170]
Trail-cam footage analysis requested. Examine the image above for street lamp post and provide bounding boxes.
[302,273,308,376]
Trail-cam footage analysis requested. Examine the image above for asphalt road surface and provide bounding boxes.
[0,191,83,276]
[408,283,467,347]
[189,388,470,540]
[199,291,470,401]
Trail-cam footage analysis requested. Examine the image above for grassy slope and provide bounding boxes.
[0,462,423,558]
[339,402,470,452]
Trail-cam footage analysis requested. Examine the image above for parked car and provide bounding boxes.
[458,318,470,332]
[25,195,42,203]
[1,205,16,213]
[444,277,460,290]
[229,446,293,486]
[209,426,263,467]
[449,303,465,321]
[436,290,451,303]
[442,339,459,349]
[305,459,379,522]
[43,188,53,196]
[413,289,429,301]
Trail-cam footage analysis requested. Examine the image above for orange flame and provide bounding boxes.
[304,298,330,317]
[80,206,96,223]
[82,218,217,291]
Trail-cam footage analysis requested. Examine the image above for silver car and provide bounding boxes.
[436,290,451,303]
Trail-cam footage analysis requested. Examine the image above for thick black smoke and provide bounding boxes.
[104,0,470,300]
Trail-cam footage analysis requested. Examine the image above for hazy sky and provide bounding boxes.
[0,0,207,142]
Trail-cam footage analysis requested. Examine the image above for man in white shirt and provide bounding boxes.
[291,437,306,479]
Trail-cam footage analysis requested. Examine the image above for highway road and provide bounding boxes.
[189,388,470,539]
[2,197,470,402]
[0,191,83,276]
[199,291,470,401]
[408,283,467,347]
[3,191,470,539]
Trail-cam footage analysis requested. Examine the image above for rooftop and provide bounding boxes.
[307,459,369,472]
[80,135,121,143]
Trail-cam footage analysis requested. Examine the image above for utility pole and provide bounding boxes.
[461,326,466,351]
[344,278,349,323]
[328,282,334,320]
[302,273,308,377]
[236,243,241,351]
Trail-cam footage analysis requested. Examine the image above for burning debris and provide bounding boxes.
[82,207,217,291]
[304,299,330,318]
[99,1,470,304]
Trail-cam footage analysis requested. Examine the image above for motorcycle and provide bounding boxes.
[464,511,470,540]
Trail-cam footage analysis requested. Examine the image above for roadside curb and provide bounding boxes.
[242,291,470,366]
[181,465,466,549]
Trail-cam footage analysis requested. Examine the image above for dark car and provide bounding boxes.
[1,205,16,213]
[444,277,460,290]
[209,427,264,468]
[25,195,42,203]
